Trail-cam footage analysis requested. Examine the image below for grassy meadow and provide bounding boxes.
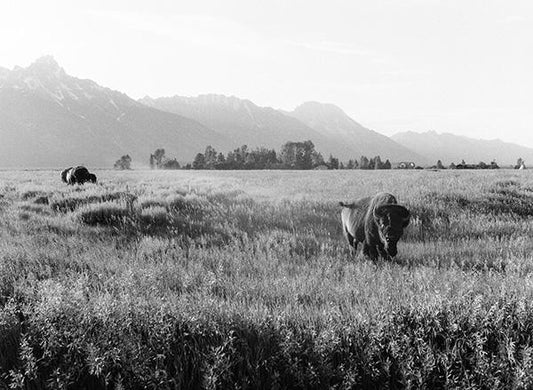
[2,169,533,389]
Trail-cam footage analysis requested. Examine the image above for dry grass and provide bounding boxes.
[1,169,533,388]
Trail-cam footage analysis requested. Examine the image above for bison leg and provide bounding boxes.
[344,228,358,254]
[377,245,389,260]
[363,243,378,261]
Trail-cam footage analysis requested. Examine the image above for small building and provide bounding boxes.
[395,162,416,169]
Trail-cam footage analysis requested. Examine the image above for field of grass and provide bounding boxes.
[2,169,533,389]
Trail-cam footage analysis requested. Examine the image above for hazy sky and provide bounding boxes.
[1,0,532,146]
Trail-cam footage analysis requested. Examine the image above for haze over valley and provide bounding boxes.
[1,56,531,168]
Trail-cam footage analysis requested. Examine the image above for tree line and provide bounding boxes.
[144,141,394,170]
[112,143,528,171]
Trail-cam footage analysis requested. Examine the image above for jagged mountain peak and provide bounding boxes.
[288,101,427,163]
[291,101,367,130]
[294,101,347,117]
[153,93,258,113]
[0,56,138,110]
[16,55,67,82]
[29,55,63,71]
[0,57,230,167]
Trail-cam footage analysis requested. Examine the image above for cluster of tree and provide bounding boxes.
[115,151,526,171]
[118,149,526,171]
[114,155,132,170]
[353,156,392,170]
[149,149,180,169]
[191,145,279,170]
[185,141,393,170]
[444,159,500,169]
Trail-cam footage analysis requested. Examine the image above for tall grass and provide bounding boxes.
[1,169,533,388]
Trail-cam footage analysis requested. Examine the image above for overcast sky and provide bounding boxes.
[1,0,532,146]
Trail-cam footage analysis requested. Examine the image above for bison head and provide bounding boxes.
[373,204,410,257]
[61,167,72,183]
[87,173,97,184]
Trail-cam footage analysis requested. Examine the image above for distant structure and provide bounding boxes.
[449,160,499,170]
[514,158,526,170]
[396,162,416,169]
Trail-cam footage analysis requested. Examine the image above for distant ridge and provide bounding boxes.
[141,94,317,147]
[141,95,424,163]
[392,130,533,166]
[140,94,347,159]
[3,56,528,169]
[288,102,428,164]
[0,56,229,167]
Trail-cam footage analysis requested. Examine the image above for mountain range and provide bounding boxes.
[0,56,226,167]
[392,131,533,166]
[140,95,423,163]
[0,56,531,168]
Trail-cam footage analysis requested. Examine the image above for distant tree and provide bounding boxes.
[246,147,279,169]
[383,159,392,169]
[204,145,218,169]
[114,154,132,170]
[311,151,325,168]
[490,160,499,169]
[280,140,320,169]
[360,156,370,170]
[224,145,250,169]
[436,160,444,169]
[339,162,345,170]
[327,155,339,170]
[150,148,166,169]
[373,156,383,169]
[215,153,226,169]
[449,162,456,169]
[193,153,206,169]
[478,161,488,169]
[515,157,524,169]
[279,141,300,168]
[161,158,180,169]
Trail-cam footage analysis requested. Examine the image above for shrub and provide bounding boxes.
[77,202,135,228]
[50,192,136,213]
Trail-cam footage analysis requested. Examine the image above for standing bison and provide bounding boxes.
[61,166,97,185]
[340,192,410,261]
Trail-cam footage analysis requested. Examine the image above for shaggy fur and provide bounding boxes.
[86,173,97,184]
[61,167,72,183]
[340,192,410,260]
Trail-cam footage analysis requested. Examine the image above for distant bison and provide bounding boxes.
[62,166,97,185]
[340,192,410,261]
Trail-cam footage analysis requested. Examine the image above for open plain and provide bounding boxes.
[1,169,533,389]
